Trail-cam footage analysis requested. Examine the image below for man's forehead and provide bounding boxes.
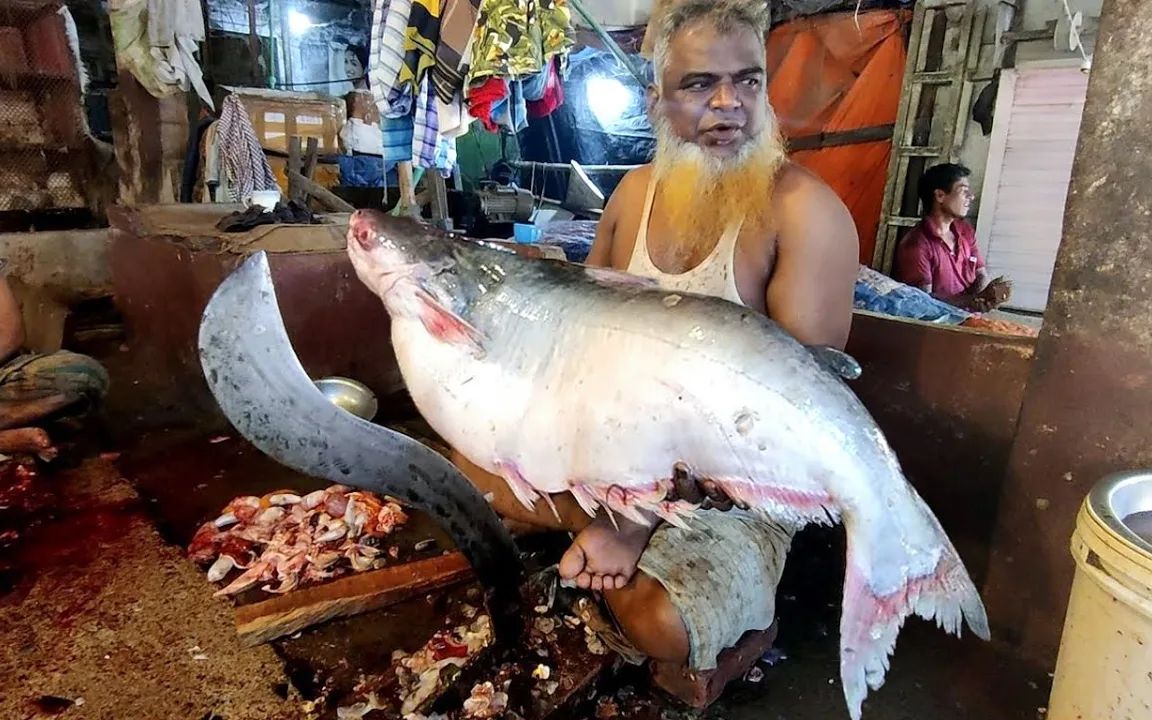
[664,20,765,76]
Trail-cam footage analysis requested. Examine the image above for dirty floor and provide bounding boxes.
[2,423,1053,720]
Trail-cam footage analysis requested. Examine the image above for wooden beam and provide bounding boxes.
[287,136,303,202]
[787,124,896,152]
[303,137,319,180]
[234,552,474,646]
[286,170,354,212]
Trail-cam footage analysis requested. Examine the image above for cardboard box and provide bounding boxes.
[227,87,346,155]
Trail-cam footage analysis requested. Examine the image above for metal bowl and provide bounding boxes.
[1087,469,1152,557]
[314,376,379,421]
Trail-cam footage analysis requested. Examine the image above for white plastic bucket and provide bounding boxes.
[1049,470,1152,719]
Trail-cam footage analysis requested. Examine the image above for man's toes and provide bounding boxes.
[576,572,593,590]
[611,574,628,590]
[558,542,586,580]
[590,574,604,592]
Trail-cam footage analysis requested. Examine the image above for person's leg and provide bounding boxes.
[0,427,55,456]
[0,350,110,410]
[605,509,794,672]
[0,394,71,430]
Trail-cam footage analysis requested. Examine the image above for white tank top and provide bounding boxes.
[625,174,746,306]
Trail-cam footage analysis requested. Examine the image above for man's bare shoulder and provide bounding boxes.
[609,164,653,209]
[771,161,844,210]
[769,161,859,258]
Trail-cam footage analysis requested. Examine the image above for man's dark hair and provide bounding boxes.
[917,163,971,214]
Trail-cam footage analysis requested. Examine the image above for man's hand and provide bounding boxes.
[971,275,1012,312]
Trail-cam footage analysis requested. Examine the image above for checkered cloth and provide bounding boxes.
[215,94,278,202]
[382,75,457,177]
[369,0,416,118]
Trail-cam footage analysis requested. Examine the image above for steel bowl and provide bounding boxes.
[314,376,378,421]
[1087,469,1152,557]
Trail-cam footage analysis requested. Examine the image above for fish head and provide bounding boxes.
[348,210,451,283]
[347,209,463,307]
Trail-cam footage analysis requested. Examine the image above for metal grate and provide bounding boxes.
[0,0,88,212]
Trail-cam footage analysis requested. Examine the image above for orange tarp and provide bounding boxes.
[767,10,911,264]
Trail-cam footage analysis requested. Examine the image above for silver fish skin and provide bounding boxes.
[346,210,989,720]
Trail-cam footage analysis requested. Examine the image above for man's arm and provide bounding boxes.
[584,167,648,269]
[0,273,25,363]
[767,169,858,350]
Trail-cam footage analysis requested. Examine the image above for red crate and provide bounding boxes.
[0,27,29,74]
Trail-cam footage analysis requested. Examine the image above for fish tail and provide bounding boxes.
[838,526,990,720]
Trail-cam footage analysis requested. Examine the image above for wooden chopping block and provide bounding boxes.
[234,551,474,646]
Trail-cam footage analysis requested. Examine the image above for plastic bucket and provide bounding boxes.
[1049,470,1152,719]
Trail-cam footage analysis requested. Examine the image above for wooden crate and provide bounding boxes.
[228,87,345,155]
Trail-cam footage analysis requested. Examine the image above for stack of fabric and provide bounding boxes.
[367,0,574,177]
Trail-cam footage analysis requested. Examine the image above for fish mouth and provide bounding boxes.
[349,210,380,252]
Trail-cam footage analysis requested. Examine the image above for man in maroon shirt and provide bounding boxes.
[895,163,1011,312]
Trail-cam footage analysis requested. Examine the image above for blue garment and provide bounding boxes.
[853,265,971,324]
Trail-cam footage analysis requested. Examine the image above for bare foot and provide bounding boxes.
[0,427,55,456]
[558,511,657,591]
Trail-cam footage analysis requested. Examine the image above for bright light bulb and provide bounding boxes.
[585,75,630,128]
[288,10,314,35]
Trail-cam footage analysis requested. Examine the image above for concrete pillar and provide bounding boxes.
[982,0,1152,664]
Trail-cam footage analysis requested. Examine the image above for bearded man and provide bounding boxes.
[448,0,858,689]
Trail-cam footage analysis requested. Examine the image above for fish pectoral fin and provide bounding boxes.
[806,345,862,381]
[414,287,486,356]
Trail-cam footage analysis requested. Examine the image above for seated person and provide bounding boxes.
[0,264,110,457]
[895,163,1012,312]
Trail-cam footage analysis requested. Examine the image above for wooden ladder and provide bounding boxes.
[872,0,989,273]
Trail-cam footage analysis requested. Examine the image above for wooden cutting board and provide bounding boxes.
[234,551,474,646]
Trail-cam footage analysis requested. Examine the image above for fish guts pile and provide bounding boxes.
[188,484,408,596]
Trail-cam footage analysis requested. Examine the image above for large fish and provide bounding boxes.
[346,209,990,719]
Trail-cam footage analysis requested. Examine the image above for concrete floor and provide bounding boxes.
[0,427,1054,720]
[0,457,301,720]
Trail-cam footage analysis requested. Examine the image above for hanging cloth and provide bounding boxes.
[466,76,508,132]
[526,56,563,118]
[393,0,443,102]
[369,0,416,116]
[466,0,573,85]
[433,0,480,104]
[215,94,278,202]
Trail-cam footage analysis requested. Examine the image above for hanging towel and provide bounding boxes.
[527,56,563,118]
[215,94,278,202]
[432,0,480,104]
[466,76,508,132]
[437,92,474,138]
[394,0,443,102]
[412,75,440,169]
[368,0,415,116]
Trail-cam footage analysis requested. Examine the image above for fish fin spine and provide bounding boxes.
[493,458,540,512]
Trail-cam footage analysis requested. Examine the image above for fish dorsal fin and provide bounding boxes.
[807,345,862,381]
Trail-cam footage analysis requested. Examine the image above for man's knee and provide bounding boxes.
[605,572,690,665]
[0,350,109,405]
